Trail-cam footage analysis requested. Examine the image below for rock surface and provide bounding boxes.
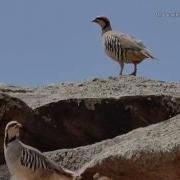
[1,76,180,109]
[49,114,180,180]
[0,76,180,180]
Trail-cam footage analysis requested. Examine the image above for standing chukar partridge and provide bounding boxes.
[92,16,155,76]
[4,121,80,180]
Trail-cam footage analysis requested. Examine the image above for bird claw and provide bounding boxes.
[129,72,136,76]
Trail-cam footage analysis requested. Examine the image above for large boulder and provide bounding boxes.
[1,93,179,165]
[47,114,180,180]
[0,77,180,179]
[1,114,180,180]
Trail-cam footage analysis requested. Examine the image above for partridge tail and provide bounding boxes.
[141,49,156,59]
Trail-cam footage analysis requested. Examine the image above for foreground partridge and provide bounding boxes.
[4,121,80,180]
[92,16,155,76]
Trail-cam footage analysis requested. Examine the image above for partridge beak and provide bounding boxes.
[17,123,23,129]
[92,19,97,23]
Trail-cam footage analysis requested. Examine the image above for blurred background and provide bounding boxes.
[0,0,179,86]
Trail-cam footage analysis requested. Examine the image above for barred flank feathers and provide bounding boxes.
[104,33,155,64]
[105,35,134,63]
[20,148,47,172]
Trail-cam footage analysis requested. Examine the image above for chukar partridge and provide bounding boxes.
[4,121,80,180]
[92,16,155,76]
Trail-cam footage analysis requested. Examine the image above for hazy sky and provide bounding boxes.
[0,0,179,86]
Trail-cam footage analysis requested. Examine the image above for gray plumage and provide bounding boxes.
[92,16,154,76]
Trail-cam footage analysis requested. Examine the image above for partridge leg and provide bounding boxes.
[130,63,137,76]
[119,61,124,76]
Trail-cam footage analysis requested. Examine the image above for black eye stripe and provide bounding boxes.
[8,123,18,128]
[6,123,20,129]
[96,17,109,23]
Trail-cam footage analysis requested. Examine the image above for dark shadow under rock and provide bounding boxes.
[36,95,180,149]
